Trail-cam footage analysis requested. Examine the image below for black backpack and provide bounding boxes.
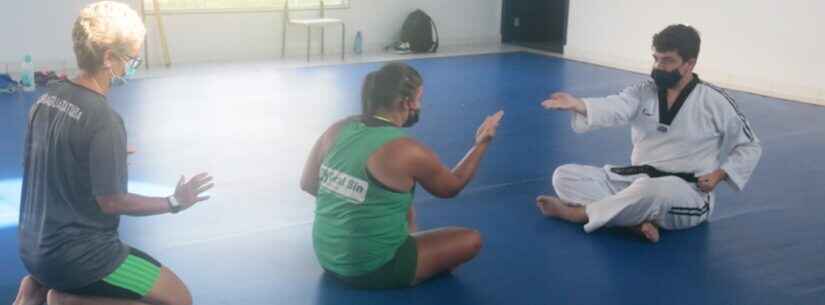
[400,10,439,53]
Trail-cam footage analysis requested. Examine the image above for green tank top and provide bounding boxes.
[313,119,414,276]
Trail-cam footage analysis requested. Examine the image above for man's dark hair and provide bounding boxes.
[653,24,701,61]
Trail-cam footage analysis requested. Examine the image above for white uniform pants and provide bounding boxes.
[552,164,713,233]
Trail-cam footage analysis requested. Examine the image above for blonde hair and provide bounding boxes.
[72,1,146,72]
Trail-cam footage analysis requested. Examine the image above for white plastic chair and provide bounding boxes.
[281,0,346,62]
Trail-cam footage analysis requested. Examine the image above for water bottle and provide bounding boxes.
[20,54,35,92]
[353,31,363,55]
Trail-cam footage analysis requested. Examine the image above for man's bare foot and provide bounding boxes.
[12,276,48,305]
[536,196,588,223]
[536,196,565,218]
[632,222,661,243]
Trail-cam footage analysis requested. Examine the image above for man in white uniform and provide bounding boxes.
[536,24,762,242]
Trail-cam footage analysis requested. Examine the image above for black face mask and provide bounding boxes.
[403,108,420,127]
[651,68,683,89]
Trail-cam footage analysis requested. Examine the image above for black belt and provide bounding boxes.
[610,165,698,183]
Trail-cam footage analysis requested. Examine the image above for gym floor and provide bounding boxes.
[1,51,823,305]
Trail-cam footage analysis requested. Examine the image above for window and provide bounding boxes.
[143,0,349,13]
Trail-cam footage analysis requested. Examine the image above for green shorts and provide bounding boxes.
[64,247,162,300]
[329,236,418,289]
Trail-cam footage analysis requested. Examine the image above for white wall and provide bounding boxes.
[565,0,825,106]
[1,1,92,73]
[1,0,502,71]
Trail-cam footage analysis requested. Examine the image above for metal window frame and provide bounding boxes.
[142,0,350,15]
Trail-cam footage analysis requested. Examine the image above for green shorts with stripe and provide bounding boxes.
[64,247,162,300]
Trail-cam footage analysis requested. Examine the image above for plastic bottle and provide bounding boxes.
[20,54,35,92]
[353,31,363,55]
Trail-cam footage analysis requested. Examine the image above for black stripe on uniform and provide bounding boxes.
[668,198,710,217]
[705,83,756,142]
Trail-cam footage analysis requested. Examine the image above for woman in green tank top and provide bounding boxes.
[301,63,504,289]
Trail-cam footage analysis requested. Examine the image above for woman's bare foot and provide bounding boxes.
[632,222,661,243]
[536,196,588,223]
[12,275,48,305]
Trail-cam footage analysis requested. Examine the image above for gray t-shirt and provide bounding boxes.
[19,81,130,290]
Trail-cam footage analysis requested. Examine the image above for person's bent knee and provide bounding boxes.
[152,287,192,305]
[443,227,483,255]
[551,164,578,190]
[462,229,483,259]
[177,295,193,305]
[169,292,192,305]
[150,296,192,305]
[552,164,588,200]
[468,230,483,252]
[145,267,193,305]
[435,227,483,256]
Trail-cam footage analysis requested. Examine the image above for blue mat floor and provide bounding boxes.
[1,52,823,305]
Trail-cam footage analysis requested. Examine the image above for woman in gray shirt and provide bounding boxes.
[12,2,213,305]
